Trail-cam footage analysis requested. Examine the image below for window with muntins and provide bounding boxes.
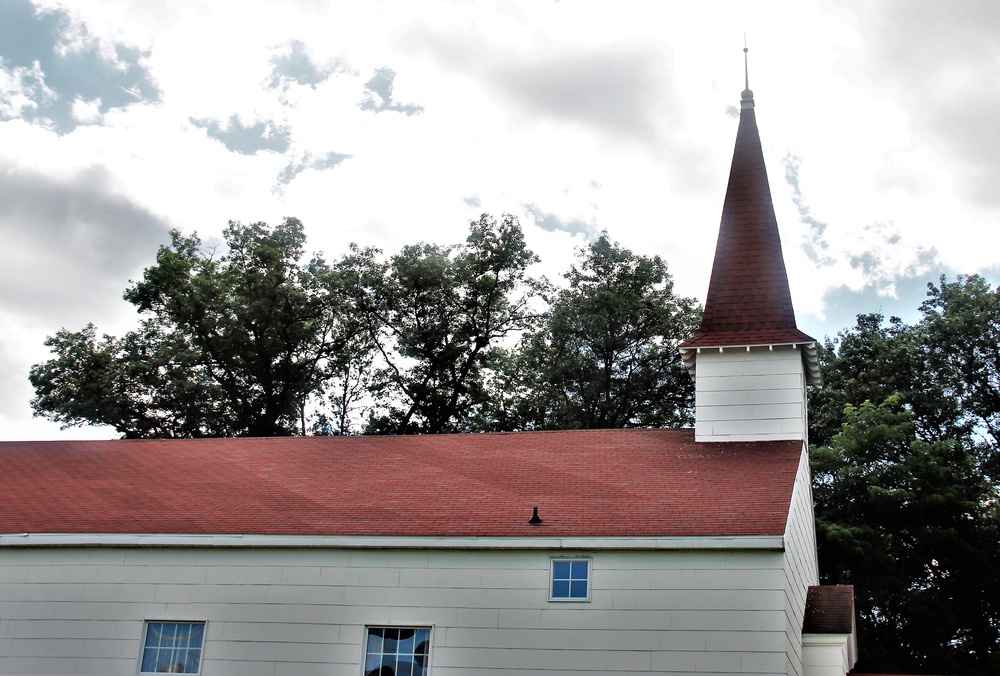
[139,621,205,674]
[550,557,591,601]
[364,626,431,676]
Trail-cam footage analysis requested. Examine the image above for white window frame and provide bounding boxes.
[137,620,207,675]
[362,625,432,676]
[549,556,592,602]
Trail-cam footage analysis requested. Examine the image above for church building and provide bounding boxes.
[0,69,856,676]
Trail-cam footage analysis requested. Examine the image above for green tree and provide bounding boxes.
[511,234,700,429]
[918,274,1000,465]
[812,275,1000,673]
[30,218,354,437]
[808,313,917,447]
[339,213,545,434]
[813,397,1000,674]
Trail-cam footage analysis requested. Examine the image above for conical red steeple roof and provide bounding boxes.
[682,87,816,350]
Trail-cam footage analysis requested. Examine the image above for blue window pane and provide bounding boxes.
[552,579,570,597]
[552,560,571,578]
[570,560,588,578]
[570,580,588,598]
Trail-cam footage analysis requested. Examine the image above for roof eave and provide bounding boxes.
[0,532,787,551]
[679,341,822,387]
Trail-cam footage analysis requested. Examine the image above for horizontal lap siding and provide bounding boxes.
[782,448,821,676]
[0,548,789,675]
[695,348,806,442]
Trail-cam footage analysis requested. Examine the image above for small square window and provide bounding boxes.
[364,626,431,676]
[139,621,205,674]
[550,557,591,601]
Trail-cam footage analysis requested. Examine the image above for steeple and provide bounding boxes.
[681,51,821,442]
[681,51,819,380]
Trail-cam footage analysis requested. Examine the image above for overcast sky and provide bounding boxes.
[3,0,998,440]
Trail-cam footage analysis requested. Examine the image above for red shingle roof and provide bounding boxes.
[803,585,856,634]
[681,95,816,350]
[0,429,802,538]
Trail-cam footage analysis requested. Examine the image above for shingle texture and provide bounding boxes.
[0,430,801,538]
[682,101,815,348]
[803,585,856,634]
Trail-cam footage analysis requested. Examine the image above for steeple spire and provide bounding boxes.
[680,49,821,394]
[742,42,754,109]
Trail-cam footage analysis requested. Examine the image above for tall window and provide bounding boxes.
[364,626,431,676]
[139,621,206,674]
[550,558,591,601]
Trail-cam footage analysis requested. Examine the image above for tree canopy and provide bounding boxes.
[337,213,546,434]
[31,215,700,438]
[31,218,352,437]
[509,234,699,429]
[811,275,1000,674]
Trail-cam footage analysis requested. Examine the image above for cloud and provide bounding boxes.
[359,67,424,115]
[0,162,170,321]
[395,23,715,193]
[782,154,834,265]
[268,40,343,90]
[0,0,159,132]
[277,150,351,185]
[523,202,596,239]
[397,25,680,149]
[191,114,291,155]
[0,58,54,118]
[870,1,1000,208]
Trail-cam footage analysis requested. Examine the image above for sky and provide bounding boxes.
[2,0,999,440]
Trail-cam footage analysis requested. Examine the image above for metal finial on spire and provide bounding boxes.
[741,38,754,109]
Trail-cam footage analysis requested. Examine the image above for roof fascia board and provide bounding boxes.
[0,533,785,551]
[679,342,822,387]
[678,341,816,352]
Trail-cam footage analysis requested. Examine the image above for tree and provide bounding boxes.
[808,313,917,447]
[339,213,545,434]
[510,234,700,429]
[918,274,1000,471]
[30,218,355,437]
[811,275,1000,673]
[813,397,1000,674]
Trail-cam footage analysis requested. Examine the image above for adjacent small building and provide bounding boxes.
[0,75,856,676]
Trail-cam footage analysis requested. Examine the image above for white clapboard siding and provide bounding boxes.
[695,347,808,442]
[0,546,796,675]
[781,446,822,676]
[802,633,855,676]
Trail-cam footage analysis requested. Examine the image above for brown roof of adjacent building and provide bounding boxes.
[681,89,816,351]
[0,429,802,539]
[803,584,856,634]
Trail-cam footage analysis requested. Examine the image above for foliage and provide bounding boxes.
[918,275,1000,466]
[813,397,999,674]
[31,218,353,437]
[811,275,1000,674]
[509,234,700,429]
[338,213,545,434]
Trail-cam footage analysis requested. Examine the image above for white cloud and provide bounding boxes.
[71,95,102,122]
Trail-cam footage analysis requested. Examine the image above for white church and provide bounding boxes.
[0,75,857,676]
